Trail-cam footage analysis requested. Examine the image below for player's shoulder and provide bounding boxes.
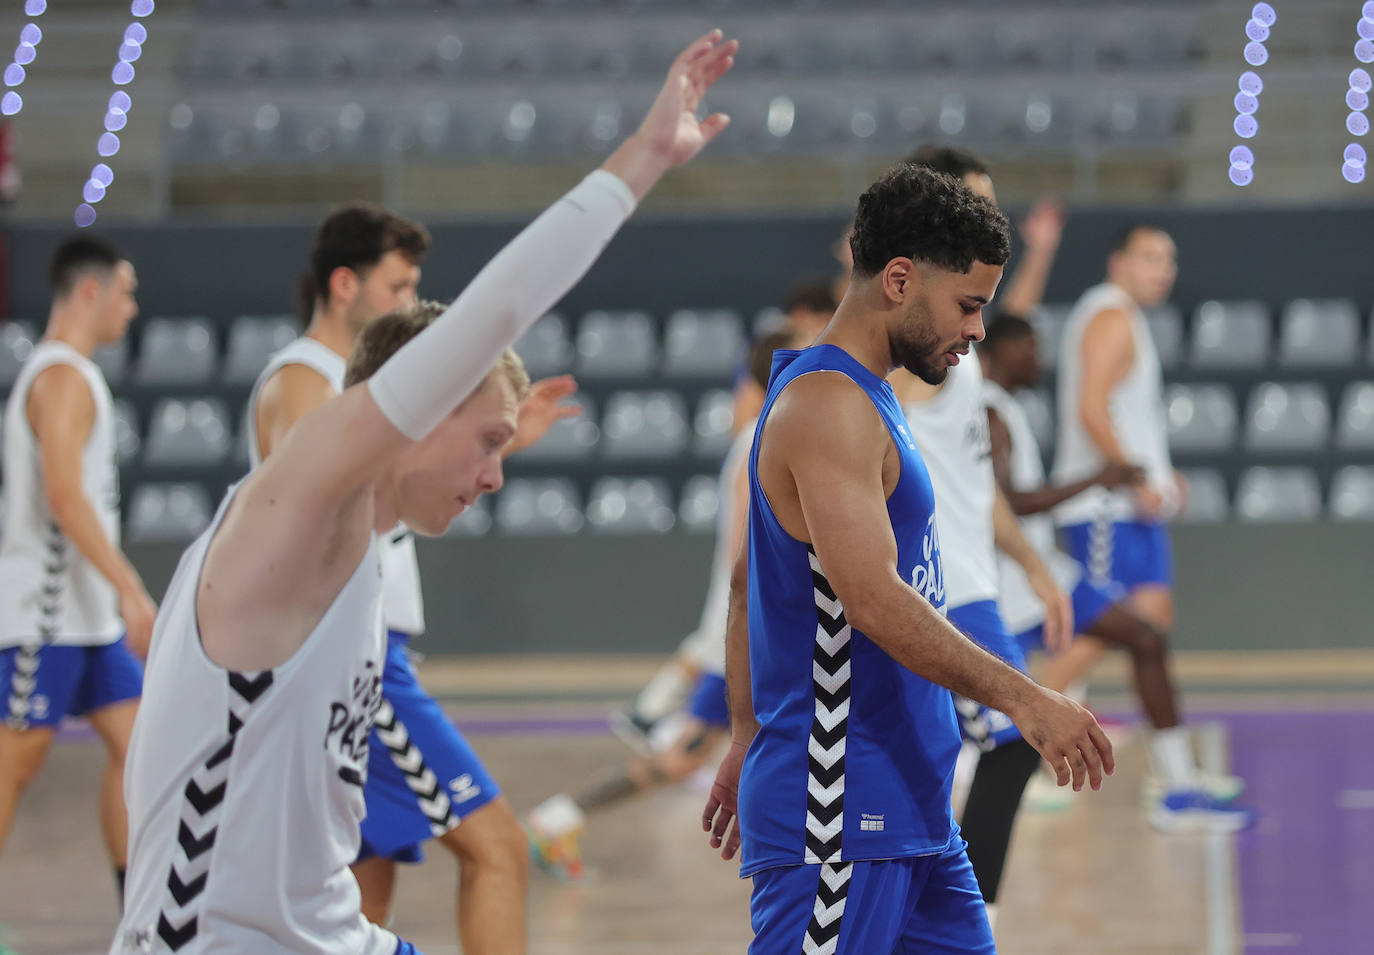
[260,360,338,408]
[764,369,888,452]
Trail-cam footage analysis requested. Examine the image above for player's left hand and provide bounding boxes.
[1028,567,1074,655]
[635,30,737,169]
[507,375,581,456]
[703,737,747,861]
[1020,196,1066,253]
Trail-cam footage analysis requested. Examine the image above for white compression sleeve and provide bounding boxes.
[367,169,637,440]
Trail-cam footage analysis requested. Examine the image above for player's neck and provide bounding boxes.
[816,297,898,381]
[303,310,356,359]
[41,307,100,358]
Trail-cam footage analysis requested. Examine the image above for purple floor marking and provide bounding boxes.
[1220,711,1374,953]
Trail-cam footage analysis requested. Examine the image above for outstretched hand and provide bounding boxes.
[1016,687,1115,792]
[702,738,748,861]
[638,29,738,168]
[507,375,581,456]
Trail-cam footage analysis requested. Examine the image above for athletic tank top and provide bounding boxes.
[902,356,999,609]
[682,419,754,677]
[1052,283,1175,525]
[0,341,122,648]
[113,484,398,955]
[738,345,961,878]
[983,379,1083,635]
[247,337,426,636]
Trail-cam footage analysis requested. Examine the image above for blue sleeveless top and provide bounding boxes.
[738,345,962,876]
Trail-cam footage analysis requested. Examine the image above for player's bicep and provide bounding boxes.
[986,407,1016,497]
[28,366,95,499]
[256,364,337,460]
[1078,309,1134,416]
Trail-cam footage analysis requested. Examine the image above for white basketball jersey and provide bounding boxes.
[113,486,398,955]
[983,380,1083,635]
[1052,283,1175,526]
[0,341,122,648]
[680,419,754,677]
[247,337,426,636]
[903,357,999,609]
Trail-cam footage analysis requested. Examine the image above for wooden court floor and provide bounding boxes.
[2,650,1371,954]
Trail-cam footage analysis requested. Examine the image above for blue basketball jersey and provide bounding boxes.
[738,345,963,878]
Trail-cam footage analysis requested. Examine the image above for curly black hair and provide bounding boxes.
[904,144,990,182]
[848,163,1010,279]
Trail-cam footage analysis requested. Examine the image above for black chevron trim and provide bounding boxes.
[157,913,198,951]
[227,670,274,703]
[806,914,844,945]
[811,721,847,750]
[338,765,364,787]
[205,735,236,770]
[40,582,61,598]
[815,878,848,908]
[810,571,837,602]
[43,562,65,576]
[227,712,243,735]
[807,795,843,825]
[167,867,208,907]
[813,684,850,712]
[816,611,847,637]
[806,836,842,862]
[814,648,851,678]
[184,778,227,815]
[808,758,845,789]
[177,820,217,860]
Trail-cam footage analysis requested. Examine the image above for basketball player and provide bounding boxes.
[1050,226,1252,826]
[529,330,800,876]
[247,205,579,950]
[703,164,1113,953]
[612,282,836,752]
[980,314,1250,830]
[112,32,736,955]
[0,236,156,903]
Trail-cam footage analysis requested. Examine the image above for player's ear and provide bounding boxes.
[328,265,359,306]
[881,257,917,305]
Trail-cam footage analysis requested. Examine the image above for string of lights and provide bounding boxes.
[2,0,48,118]
[1229,2,1276,187]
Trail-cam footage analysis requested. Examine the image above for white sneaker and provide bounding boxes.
[1150,789,1256,833]
[1142,770,1245,807]
[1022,770,1076,812]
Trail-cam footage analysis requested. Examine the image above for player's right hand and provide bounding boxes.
[121,586,158,659]
[1097,461,1146,489]
[1015,688,1114,792]
[702,737,748,861]
[634,30,737,169]
[1134,484,1165,518]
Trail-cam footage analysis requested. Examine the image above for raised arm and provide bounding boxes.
[996,197,1065,318]
[773,374,1111,786]
[27,365,156,655]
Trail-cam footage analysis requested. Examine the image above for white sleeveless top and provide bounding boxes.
[903,357,999,610]
[247,338,426,636]
[1051,283,1175,526]
[113,485,398,955]
[0,341,122,648]
[983,380,1084,635]
[681,419,754,677]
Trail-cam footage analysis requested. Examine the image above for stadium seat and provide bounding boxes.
[586,477,676,534]
[575,310,657,378]
[514,313,574,378]
[663,309,745,377]
[113,400,141,466]
[516,398,599,462]
[144,398,233,466]
[1190,300,1270,369]
[1329,466,1374,522]
[692,389,736,459]
[1165,383,1238,453]
[134,318,218,386]
[601,391,688,459]
[444,498,491,537]
[1336,381,1374,450]
[0,322,37,389]
[1278,299,1361,367]
[495,478,583,535]
[678,474,720,533]
[1243,382,1330,452]
[126,483,213,543]
[1145,304,1184,368]
[1177,468,1228,524]
[222,315,298,385]
[93,340,129,385]
[1235,467,1322,523]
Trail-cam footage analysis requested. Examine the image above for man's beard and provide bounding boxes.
[891,300,952,385]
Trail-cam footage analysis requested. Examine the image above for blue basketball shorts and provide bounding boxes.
[1,637,142,730]
[1061,519,1174,592]
[685,672,730,728]
[1015,575,1122,656]
[393,938,424,955]
[948,600,1025,752]
[356,632,501,864]
[748,840,995,954]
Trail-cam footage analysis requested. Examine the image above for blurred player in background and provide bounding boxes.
[0,236,155,905]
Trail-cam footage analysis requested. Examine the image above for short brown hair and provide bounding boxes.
[300,204,431,316]
[344,301,531,403]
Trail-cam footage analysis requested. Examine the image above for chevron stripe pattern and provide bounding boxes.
[805,547,850,867]
[373,698,458,837]
[37,521,67,641]
[5,643,40,729]
[155,669,274,952]
[1087,514,1114,587]
[802,861,853,955]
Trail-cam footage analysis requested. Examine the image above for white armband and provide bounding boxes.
[368,169,636,440]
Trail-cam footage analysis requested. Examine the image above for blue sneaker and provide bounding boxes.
[1150,789,1257,833]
